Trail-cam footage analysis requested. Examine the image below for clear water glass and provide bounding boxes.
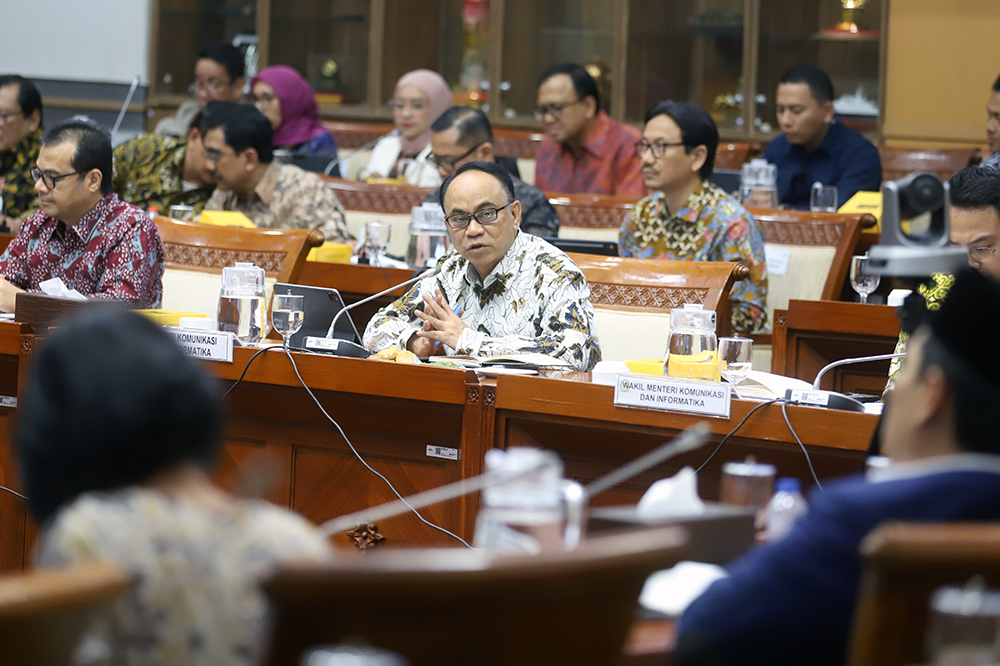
[719,337,753,393]
[850,254,880,304]
[271,293,304,348]
[365,221,392,266]
[810,183,838,212]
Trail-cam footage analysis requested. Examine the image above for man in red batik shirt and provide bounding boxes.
[533,63,645,199]
[0,119,164,312]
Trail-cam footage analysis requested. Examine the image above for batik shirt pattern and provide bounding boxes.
[205,161,352,242]
[364,232,602,371]
[619,181,769,333]
[885,272,954,393]
[112,134,214,214]
[0,127,41,218]
[0,193,164,308]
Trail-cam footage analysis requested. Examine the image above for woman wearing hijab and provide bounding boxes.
[360,69,452,187]
[251,65,339,157]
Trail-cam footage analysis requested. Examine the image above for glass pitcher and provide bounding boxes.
[473,447,586,554]
[741,158,779,209]
[665,303,720,381]
[407,203,451,268]
[217,262,266,343]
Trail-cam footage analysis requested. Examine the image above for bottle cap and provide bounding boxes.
[775,477,801,492]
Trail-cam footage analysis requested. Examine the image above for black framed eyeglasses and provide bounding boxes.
[445,201,514,230]
[634,140,686,159]
[427,142,484,171]
[533,100,585,122]
[0,109,25,124]
[30,166,82,189]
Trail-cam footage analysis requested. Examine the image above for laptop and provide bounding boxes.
[541,237,620,257]
[271,283,362,349]
[709,168,742,195]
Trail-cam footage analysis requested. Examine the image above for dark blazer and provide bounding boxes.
[676,464,1000,666]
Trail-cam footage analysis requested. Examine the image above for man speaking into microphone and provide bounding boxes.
[363,161,601,371]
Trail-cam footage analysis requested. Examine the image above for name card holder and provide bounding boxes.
[165,327,235,363]
[614,373,731,419]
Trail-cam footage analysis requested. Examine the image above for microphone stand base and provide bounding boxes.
[784,388,866,413]
[304,336,371,358]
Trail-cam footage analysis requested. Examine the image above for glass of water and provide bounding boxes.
[271,293,304,348]
[719,337,753,394]
[365,221,392,266]
[809,183,838,212]
[168,204,195,221]
[850,254,880,304]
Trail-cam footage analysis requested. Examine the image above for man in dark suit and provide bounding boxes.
[676,268,1000,666]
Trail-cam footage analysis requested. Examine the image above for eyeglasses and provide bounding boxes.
[30,166,82,189]
[428,142,484,172]
[634,140,685,159]
[388,98,427,111]
[0,109,25,124]
[533,100,586,122]
[249,92,277,105]
[202,147,235,163]
[189,79,231,95]
[444,201,514,230]
[968,240,1000,263]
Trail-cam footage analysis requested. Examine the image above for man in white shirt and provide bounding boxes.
[363,161,601,370]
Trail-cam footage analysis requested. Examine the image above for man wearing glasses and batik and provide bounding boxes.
[0,75,44,231]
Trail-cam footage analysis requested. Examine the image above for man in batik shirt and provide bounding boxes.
[0,120,164,312]
[619,101,768,333]
[202,104,352,242]
[364,161,601,371]
[113,102,231,215]
[0,75,44,228]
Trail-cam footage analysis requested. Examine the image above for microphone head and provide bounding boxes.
[421,265,442,278]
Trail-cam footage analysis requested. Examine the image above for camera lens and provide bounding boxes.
[900,173,945,215]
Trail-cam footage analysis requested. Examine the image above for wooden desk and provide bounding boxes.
[493,372,878,505]
[772,300,901,395]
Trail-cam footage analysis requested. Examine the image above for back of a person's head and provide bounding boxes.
[779,64,835,104]
[17,308,223,525]
[645,100,719,180]
[42,119,113,195]
[190,100,240,136]
[538,63,601,109]
[0,74,43,124]
[220,104,274,163]
[949,167,1000,217]
[917,269,1000,454]
[431,106,494,146]
[198,42,245,82]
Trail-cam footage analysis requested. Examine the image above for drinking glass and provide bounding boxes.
[168,205,195,221]
[850,255,880,304]
[365,221,392,265]
[271,293,304,348]
[718,337,753,393]
[810,183,838,212]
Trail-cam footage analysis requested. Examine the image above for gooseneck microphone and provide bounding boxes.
[783,352,907,412]
[812,353,906,390]
[323,128,401,177]
[324,265,442,339]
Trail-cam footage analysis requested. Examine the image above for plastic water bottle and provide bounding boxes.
[764,477,808,541]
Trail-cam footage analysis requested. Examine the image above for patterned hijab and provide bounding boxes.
[394,69,452,156]
[251,65,326,148]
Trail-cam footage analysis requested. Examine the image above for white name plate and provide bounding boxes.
[165,327,235,363]
[614,374,731,419]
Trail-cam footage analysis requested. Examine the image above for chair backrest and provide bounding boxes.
[569,252,748,359]
[747,207,871,328]
[849,522,1000,666]
[878,146,982,183]
[261,527,687,666]
[493,127,546,159]
[321,120,395,150]
[0,561,130,666]
[714,141,763,171]
[154,217,324,316]
[322,177,435,257]
[550,193,637,243]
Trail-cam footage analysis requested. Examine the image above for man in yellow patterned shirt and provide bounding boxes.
[0,75,43,230]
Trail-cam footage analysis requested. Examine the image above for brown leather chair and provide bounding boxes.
[260,527,687,666]
[848,522,1000,666]
[154,217,324,315]
[0,561,130,666]
[878,146,983,183]
[714,141,763,171]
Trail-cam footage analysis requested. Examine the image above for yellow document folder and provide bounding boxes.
[838,191,881,231]
[198,211,257,228]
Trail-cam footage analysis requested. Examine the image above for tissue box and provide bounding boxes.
[308,242,352,264]
[138,310,207,327]
[14,292,119,334]
[625,359,664,376]
[197,211,256,228]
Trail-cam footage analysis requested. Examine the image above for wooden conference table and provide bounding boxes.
[0,319,878,573]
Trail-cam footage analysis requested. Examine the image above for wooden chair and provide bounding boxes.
[0,561,130,666]
[321,120,394,150]
[569,252,748,360]
[714,141,763,171]
[321,177,434,258]
[154,217,324,316]
[493,128,546,185]
[848,522,1000,666]
[260,527,687,666]
[878,146,983,183]
[549,193,638,243]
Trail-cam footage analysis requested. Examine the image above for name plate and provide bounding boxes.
[614,374,731,419]
[165,327,234,363]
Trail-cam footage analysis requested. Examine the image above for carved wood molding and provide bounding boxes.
[332,188,429,214]
[163,244,285,273]
[554,206,632,229]
[346,522,385,551]
[589,283,708,310]
[757,220,847,246]
[493,136,542,159]
[776,311,787,327]
[484,386,496,406]
[466,386,480,404]
[20,335,36,357]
